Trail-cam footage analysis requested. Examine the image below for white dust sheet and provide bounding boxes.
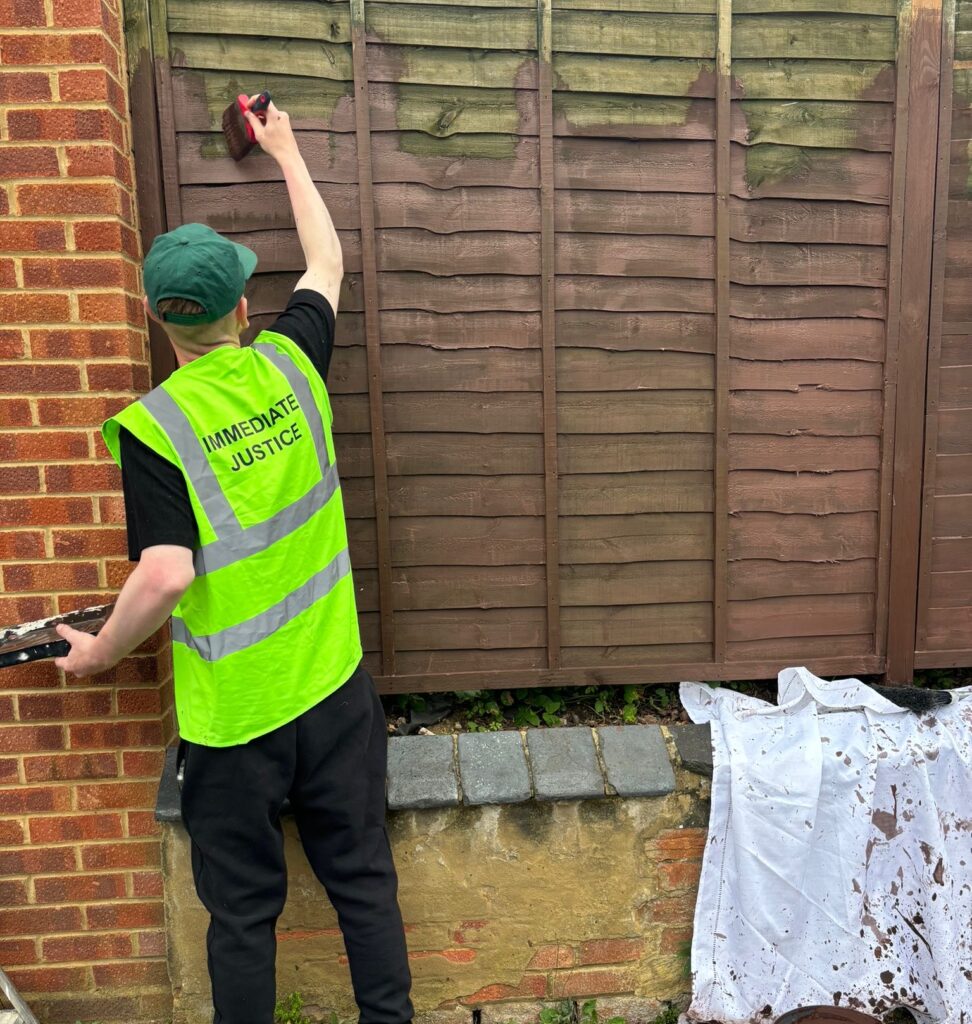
[680,668,972,1024]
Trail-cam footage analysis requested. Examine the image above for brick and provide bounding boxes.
[0,757,18,782]
[659,926,693,955]
[31,326,142,359]
[0,496,93,526]
[0,880,28,907]
[52,528,127,558]
[117,688,162,717]
[549,969,636,999]
[0,362,81,394]
[0,658,57,691]
[642,895,696,925]
[69,720,163,749]
[95,656,159,689]
[0,696,14,721]
[463,975,547,1005]
[98,494,125,523]
[0,845,76,875]
[86,900,163,930]
[16,182,119,216]
[651,828,708,860]
[29,993,144,1024]
[74,219,139,259]
[66,143,131,185]
[34,871,126,903]
[121,748,165,778]
[579,938,644,966]
[105,558,134,589]
[131,870,163,898]
[0,145,58,177]
[658,860,702,891]
[0,594,50,624]
[0,292,71,323]
[0,398,32,427]
[0,938,36,965]
[0,70,51,102]
[7,107,123,147]
[77,290,143,325]
[0,724,65,754]
[76,779,158,810]
[6,965,88,994]
[0,431,89,462]
[126,810,161,837]
[527,944,574,970]
[0,328,25,358]
[56,590,115,616]
[52,0,111,27]
[24,751,117,782]
[0,0,46,26]
[36,395,128,426]
[59,68,125,111]
[0,905,80,937]
[23,256,127,289]
[136,929,166,957]
[0,258,14,288]
[43,932,132,963]
[82,839,160,870]
[86,360,150,393]
[24,691,114,726]
[29,812,122,843]
[45,461,120,493]
[3,561,100,592]
[0,221,64,252]
[0,818,25,845]
[0,32,112,66]
[0,464,39,496]
[93,959,170,989]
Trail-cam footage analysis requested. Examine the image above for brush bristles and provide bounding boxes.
[222,101,253,162]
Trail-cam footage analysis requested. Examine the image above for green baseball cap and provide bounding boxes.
[144,223,258,326]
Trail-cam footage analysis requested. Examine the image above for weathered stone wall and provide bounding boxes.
[161,731,709,1024]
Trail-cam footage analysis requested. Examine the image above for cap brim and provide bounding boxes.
[232,241,258,280]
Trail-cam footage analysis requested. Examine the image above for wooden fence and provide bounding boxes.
[124,0,971,691]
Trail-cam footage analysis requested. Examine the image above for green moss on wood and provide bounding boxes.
[393,84,521,137]
[734,59,894,101]
[744,143,814,188]
[190,71,352,130]
[553,54,714,97]
[555,93,695,132]
[741,99,891,150]
[398,131,518,161]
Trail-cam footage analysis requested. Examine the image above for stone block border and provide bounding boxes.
[156,724,714,821]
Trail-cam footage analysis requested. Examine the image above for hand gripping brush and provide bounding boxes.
[221,90,271,161]
[0,604,113,670]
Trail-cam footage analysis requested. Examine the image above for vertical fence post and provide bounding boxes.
[713,0,732,664]
[350,0,396,677]
[885,0,945,682]
[537,0,562,670]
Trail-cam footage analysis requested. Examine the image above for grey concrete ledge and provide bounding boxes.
[156,723,708,823]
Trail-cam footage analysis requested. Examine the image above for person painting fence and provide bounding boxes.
[52,99,414,1024]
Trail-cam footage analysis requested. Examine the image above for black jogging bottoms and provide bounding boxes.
[179,663,413,1024]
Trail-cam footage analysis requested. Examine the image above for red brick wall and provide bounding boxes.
[0,1,174,1020]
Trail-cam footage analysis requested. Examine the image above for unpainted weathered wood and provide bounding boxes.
[736,99,893,150]
[733,59,895,101]
[733,0,894,13]
[552,12,717,59]
[728,468,880,513]
[553,53,715,96]
[732,143,892,203]
[732,15,897,61]
[729,510,878,560]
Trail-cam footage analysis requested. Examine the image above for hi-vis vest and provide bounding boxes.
[103,331,362,747]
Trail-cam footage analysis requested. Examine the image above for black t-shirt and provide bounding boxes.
[119,289,335,560]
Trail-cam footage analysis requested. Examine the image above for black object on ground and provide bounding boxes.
[872,684,952,714]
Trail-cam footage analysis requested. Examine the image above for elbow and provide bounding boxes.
[139,560,195,604]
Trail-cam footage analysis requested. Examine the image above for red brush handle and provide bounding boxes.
[237,91,271,143]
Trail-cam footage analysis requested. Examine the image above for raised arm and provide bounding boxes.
[245,99,344,313]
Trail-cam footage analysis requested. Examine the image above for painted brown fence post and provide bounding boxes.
[886,0,947,682]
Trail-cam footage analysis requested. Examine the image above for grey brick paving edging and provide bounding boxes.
[156,724,714,821]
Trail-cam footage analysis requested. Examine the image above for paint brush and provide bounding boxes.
[0,604,113,669]
[221,91,271,162]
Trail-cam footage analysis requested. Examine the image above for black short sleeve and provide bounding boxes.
[121,289,336,562]
[120,429,197,561]
[266,288,335,383]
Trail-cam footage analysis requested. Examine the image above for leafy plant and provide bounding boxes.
[539,1001,575,1024]
[274,992,312,1024]
[580,998,626,1024]
[649,1005,681,1024]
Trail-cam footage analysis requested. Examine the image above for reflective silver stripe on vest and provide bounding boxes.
[172,547,351,661]
[253,342,330,477]
[193,463,340,576]
[141,387,241,538]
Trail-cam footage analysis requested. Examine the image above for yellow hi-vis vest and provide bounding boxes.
[102,331,362,747]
